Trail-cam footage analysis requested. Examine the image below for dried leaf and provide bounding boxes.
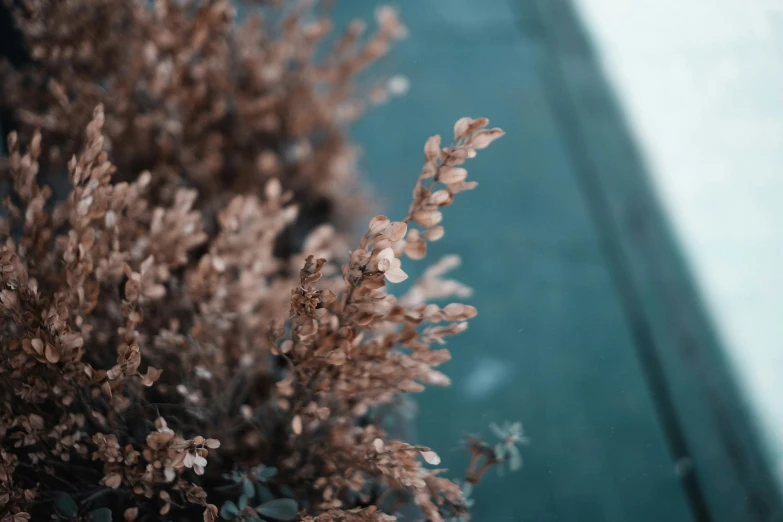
[469,128,505,149]
[424,135,441,162]
[439,167,467,184]
[453,117,474,140]
[292,415,303,435]
[404,239,426,260]
[140,367,162,386]
[413,210,443,227]
[369,215,390,234]
[421,450,441,465]
[425,226,445,241]
[30,338,44,356]
[44,343,60,363]
[203,505,218,522]
[385,221,408,241]
[384,265,408,283]
[102,472,122,489]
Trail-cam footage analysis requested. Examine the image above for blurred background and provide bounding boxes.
[333,1,783,521]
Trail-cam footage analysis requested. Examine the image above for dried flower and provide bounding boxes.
[0,1,507,520]
[376,247,408,283]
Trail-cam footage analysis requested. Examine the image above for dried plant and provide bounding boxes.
[1,0,409,242]
[0,1,517,521]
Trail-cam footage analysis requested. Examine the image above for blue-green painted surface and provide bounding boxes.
[331,1,783,521]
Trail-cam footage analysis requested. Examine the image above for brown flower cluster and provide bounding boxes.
[0,1,509,521]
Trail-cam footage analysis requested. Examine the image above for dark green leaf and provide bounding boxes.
[53,492,78,519]
[243,478,256,499]
[238,494,249,510]
[256,484,275,503]
[256,498,298,521]
[278,485,296,499]
[91,508,112,522]
[256,465,277,482]
[220,501,239,520]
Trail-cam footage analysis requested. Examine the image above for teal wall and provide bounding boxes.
[332,1,783,521]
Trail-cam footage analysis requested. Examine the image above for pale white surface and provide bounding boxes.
[572,0,783,481]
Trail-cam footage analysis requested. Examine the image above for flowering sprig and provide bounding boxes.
[0,81,506,522]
